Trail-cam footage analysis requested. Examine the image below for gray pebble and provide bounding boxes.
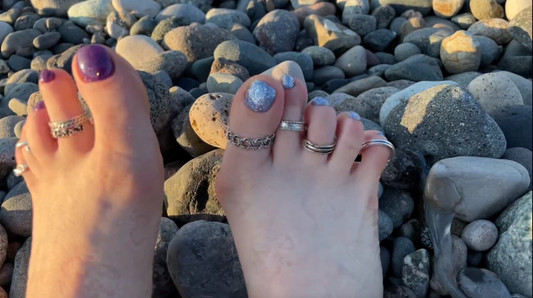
[0,181,31,237]
[461,219,499,251]
[301,45,335,67]
[0,115,24,138]
[1,28,41,57]
[363,28,396,52]
[458,267,512,298]
[206,73,243,94]
[32,31,61,50]
[273,51,314,80]
[392,236,416,277]
[394,42,421,61]
[378,210,394,241]
[379,188,415,229]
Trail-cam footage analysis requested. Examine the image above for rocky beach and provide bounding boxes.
[0,0,531,297]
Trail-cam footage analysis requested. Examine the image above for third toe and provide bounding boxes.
[302,97,338,165]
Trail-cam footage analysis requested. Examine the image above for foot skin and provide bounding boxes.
[216,62,391,297]
[15,45,164,297]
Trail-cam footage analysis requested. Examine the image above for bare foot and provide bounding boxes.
[15,45,164,297]
[216,62,391,297]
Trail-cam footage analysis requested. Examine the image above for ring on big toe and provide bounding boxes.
[304,139,336,155]
[361,139,396,160]
[279,120,307,132]
[13,164,29,177]
[49,109,93,139]
[15,141,31,152]
[227,130,275,150]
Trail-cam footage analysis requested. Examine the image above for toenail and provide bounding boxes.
[39,70,55,83]
[76,44,115,82]
[311,97,329,106]
[34,101,46,111]
[245,80,276,112]
[348,111,361,121]
[378,131,385,136]
[282,74,295,89]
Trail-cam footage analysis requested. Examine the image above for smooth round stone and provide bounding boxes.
[292,2,336,24]
[206,73,243,94]
[273,51,314,80]
[32,31,61,50]
[303,14,361,55]
[210,57,250,81]
[205,8,250,30]
[7,55,30,72]
[1,28,41,58]
[17,13,41,32]
[164,24,235,63]
[469,0,504,20]
[228,23,255,43]
[432,0,464,18]
[402,249,430,298]
[137,50,188,81]
[334,45,367,77]
[156,4,205,23]
[379,188,415,228]
[0,181,31,237]
[371,0,432,15]
[467,18,512,45]
[458,267,512,298]
[172,105,216,158]
[363,28,396,52]
[440,30,481,74]
[424,157,530,221]
[451,13,477,29]
[461,219,498,251]
[0,115,24,138]
[189,92,232,150]
[378,210,394,241]
[253,10,300,55]
[384,54,443,82]
[508,6,532,51]
[371,5,395,29]
[498,40,532,77]
[312,65,345,86]
[491,105,532,150]
[166,220,246,297]
[214,39,276,75]
[106,13,129,40]
[502,148,532,185]
[301,45,335,67]
[30,0,84,17]
[473,35,500,66]
[375,52,396,64]
[67,0,114,27]
[403,27,452,57]
[505,0,532,20]
[467,72,524,115]
[130,15,157,35]
[112,0,161,18]
[344,14,376,37]
[152,217,179,298]
[391,237,416,277]
[116,35,164,69]
[394,42,421,61]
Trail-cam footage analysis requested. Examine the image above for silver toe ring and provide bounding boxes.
[279,120,307,132]
[361,139,395,160]
[304,139,336,155]
[227,130,275,150]
[16,141,31,152]
[13,164,29,177]
[49,109,93,138]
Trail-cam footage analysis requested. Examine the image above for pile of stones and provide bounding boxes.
[0,0,531,297]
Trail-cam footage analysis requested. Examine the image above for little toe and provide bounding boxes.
[72,45,159,157]
[23,100,57,163]
[221,75,285,169]
[353,131,393,183]
[302,97,337,165]
[329,112,365,173]
[38,69,94,153]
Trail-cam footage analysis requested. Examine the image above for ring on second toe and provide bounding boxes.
[227,130,275,150]
[49,109,93,139]
[279,120,307,132]
[304,139,336,155]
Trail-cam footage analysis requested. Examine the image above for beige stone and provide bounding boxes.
[432,0,465,18]
[440,30,481,74]
[189,93,233,149]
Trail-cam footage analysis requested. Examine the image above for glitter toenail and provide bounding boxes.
[39,70,55,83]
[34,101,46,111]
[282,74,295,89]
[349,111,361,120]
[245,80,276,112]
[77,45,115,82]
[311,97,329,106]
[378,131,385,136]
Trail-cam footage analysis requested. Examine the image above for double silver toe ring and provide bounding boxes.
[49,109,93,138]
[361,139,395,160]
[227,130,275,150]
[304,139,336,155]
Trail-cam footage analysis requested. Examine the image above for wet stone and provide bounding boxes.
[457,267,512,298]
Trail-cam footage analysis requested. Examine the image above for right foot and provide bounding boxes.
[216,62,392,297]
[16,45,164,297]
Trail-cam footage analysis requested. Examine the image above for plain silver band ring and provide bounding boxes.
[361,139,395,160]
[279,120,307,132]
[16,141,31,152]
[13,164,29,177]
[304,139,336,154]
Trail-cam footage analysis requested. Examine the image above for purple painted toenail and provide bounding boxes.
[348,111,361,120]
[39,70,55,83]
[76,44,115,82]
[282,74,295,89]
[311,97,329,106]
[245,80,276,112]
[34,101,46,111]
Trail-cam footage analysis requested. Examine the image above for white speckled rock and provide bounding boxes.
[440,30,481,74]
[461,220,499,251]
[112,0,161,18]
[467,72,524,115]
[115,35,164,69]
[189,93,233,149]
[67,0,114,27]
[0,22,14,46]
